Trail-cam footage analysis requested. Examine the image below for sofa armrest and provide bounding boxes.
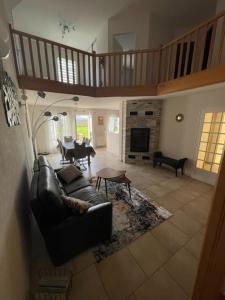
[87,202,111,214]
[45,201,112,236]
[42,201,112,265]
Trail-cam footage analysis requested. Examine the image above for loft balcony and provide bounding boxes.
[10,10,225,97]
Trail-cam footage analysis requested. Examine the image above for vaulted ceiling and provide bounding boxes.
[12,0,217,51]
[12,0,135,51]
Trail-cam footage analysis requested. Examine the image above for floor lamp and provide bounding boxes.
[31,91,79,158]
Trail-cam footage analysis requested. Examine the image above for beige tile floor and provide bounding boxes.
[31,149,215,300]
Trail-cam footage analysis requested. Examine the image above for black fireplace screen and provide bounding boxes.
[130,128,150,152]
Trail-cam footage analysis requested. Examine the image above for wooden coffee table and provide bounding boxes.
[96,167,131,199]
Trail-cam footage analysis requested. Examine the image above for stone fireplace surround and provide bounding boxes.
[122,99,162,163]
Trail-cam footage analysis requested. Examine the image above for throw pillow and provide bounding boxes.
[62,195,92,214]
[57,165,82,184]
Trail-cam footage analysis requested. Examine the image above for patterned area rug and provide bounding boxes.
[91,179,172,262]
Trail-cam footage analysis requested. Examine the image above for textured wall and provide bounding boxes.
[0,1,33,299]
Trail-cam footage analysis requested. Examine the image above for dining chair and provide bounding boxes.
[57,139,70,164]
[73,141,88,170]
[64,136,73,143]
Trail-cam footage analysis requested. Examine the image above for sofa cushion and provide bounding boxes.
[63,176,91,194]
[38,166,67,224]
[57,165,82,184]
[68,186,107,206]
[62,195,92,214]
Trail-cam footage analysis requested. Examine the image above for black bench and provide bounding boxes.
[153,151,187,177]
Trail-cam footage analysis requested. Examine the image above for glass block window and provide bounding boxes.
[196,112,225,174]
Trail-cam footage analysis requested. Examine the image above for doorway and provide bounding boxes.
[75,114,92,143]
[113,32,136,52]
[113,32,136,86]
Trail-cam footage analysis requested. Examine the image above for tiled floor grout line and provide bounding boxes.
[94,263,115,300]
[44,151,213,300]
[126,218,205,298]
[127,243,191,298]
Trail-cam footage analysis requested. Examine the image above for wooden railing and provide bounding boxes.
[158,10,225,83]
[95,49,160,88]
[10,26,95,87]
[9,10,225,95]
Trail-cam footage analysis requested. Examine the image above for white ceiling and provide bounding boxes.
[12,0,134,51]
[12,0,216,51]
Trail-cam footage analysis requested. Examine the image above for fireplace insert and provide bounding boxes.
[130,128,150,152]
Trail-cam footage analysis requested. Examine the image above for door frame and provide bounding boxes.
[192,151,225,299]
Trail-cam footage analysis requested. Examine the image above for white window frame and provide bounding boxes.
[57,57,77,84]
[108,116,119,134]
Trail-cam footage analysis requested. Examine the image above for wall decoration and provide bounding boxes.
[1,70,20,127]
[98,116,104,125]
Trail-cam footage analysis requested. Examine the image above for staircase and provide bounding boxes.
[10,10,225,97]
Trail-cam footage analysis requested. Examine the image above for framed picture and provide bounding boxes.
[1,70,20,127]
[98,116,104,125]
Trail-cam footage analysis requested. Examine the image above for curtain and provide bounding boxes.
[36,112,72,154]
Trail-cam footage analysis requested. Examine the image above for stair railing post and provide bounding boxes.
[92,51,96,88]
[157,45,163,84]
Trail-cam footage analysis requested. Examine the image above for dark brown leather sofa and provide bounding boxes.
[30,156,112,266]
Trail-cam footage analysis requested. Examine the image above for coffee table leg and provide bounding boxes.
[98,177,102,190]
[96,177,99,189]
[128,183,131,199]
[105,179,108,198]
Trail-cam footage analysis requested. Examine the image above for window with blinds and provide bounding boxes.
[196,112,225,174]
[57,57,77,84]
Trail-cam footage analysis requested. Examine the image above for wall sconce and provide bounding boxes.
[176,114,184,122]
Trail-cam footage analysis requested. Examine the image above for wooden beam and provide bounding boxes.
[157,65,225,95]
[17,64,225,98]
[17,76,95,97]
[95,85,157,97]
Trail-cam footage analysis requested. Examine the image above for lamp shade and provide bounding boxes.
[44,111,52,117]
[52,116,59,121]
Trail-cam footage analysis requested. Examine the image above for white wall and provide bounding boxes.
[108,5,150,51]
[0,0,33,299]
[148,16,174,48]
[95,21,109,53]
[160,86,225,185]
[216,0,225,12]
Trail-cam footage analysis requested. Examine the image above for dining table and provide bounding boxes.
[62,141,96,165]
